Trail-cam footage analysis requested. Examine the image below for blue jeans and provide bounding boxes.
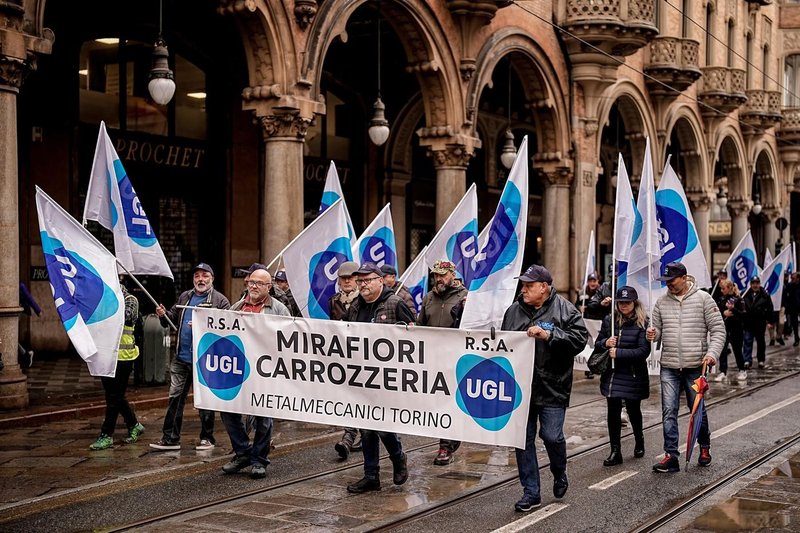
[361,430,404,480]
[220,412,273,466]
[742,323,766,365]
[516,405,567,498]
[660,367,710,457]
[161,359,216,444]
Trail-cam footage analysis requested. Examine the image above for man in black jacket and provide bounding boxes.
[743,276,773,369]
[784,273,800,346]
[501,265,588,513]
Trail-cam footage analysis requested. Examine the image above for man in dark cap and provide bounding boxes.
[381,264,416,316]
[272,269,301,316]
[576,272,600,317]
[647,262,725,473]
[345,262,413,493]
[151,263,231,451]
[501,264,588,512]
[742,275,773,369]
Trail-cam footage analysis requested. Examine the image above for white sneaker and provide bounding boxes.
[713,372,726,382]
[196,439,215,451]
[737,370,748,381]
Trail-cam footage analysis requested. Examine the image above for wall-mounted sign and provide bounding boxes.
[709,221,731,237]
[31,267,49,281]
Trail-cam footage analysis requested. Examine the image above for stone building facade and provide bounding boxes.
[0,0,797,407]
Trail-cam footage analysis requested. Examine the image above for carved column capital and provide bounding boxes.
[540,167,573,188]
[762,206,782,222]
[258,112,313,141]
[727,197,752,218]
[685,188,714,211]
[0,55,32,93]
[428,144,474,170]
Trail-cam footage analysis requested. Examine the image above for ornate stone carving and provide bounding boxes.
[727,198,752,218]
[685,189,714,211]
[0,56,32,92]
[258,112,313,140]
[294,0,318,30]
[785,31,800,53]
[429,144,473,169]
[540,167,573,188]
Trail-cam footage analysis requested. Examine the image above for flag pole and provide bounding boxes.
[116,260,177,330]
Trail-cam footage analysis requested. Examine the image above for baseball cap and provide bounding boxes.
[657,262,687,281]
[615,286,638,302]
[380,264,397,276]
[354,262,383,277]
[274,270,288,282]
[237,262,267,276]
[337,261,359,277]
[516,264,553,284]
[430,260,456,275]
[193,263,214,276]
[587,272,599,281]
[750,275,761,283]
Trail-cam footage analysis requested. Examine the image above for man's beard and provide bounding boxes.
[434,281,450,294]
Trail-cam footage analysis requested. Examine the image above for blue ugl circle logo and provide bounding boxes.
[455,354,523,431]
[196,333,250,401]
[307,236,352,319]
[655,189,698,265]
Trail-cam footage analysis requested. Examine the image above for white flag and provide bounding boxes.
[460,137,529,330]
[283,200,353,319]
[36,186,124,377]
[726,231,759,292]
[397,246,429,315]
[319,161,356,246]
[627,138,664,312]
[83,122,173,279]
[352,204,397,270]
[425,183,479,286]
[613,155,635,286]
[763,248,773,270]
[762,246,793,310]
[582,230,596,292]
[655,157,712,288]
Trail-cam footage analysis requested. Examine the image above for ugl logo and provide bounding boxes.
[196,333,250,401]
[455,354,523,431]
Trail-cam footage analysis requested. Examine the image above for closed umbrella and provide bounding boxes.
[685,363,709,471]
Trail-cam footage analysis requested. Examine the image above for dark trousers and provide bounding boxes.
[606,398,642,448]
[221,412,273,466]
[719,329,745,373]
[362,430,404,480]
[743,323,767,364]
[440,439,461,453]
[100,360,137,436]
[161,359,215,444]
[516,405,567,498]
[787,311,800,342]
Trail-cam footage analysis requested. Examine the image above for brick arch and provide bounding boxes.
[663,105,708,191]
[466,28,569,159]
[302,0,462,129]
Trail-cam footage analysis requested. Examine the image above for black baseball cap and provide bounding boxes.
[657,262,687,281]
[193,263,214,276]
[355,262,383,277]
[587,272,599,281]
[380,264,397,276]
[274,270,288,282]
[516,264,553,284]
[616,286,638,302]
[237,262,267,276]
[750,275,761,283]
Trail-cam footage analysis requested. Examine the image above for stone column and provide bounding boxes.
[728,199,751,248]
[430,145,471,228]
[386,173,410,268]
[763,207,780,256]
[542,169,572,294]
[257,112,310,264]
[688,192,713,274]
[0,56,28,409]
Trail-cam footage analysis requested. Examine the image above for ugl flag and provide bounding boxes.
[353,203,397,270]
[398,246,429,315]
[36,186,124,377]
[762,245,793,310]
[582,229,596,291]
[726,231,759,292]
[283,199,353,320]
[425,183,479,286]
[83,121,173,279]
[318,161,355,245]
[627,137,664,312]
[460,136,529,330]
[655,158,712,288]
[613,155,635,286]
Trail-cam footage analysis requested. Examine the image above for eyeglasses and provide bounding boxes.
[356,277,381,286]
[247,280,271,288]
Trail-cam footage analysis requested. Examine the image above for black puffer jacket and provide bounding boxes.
[594,314,650,400]
[501,288,588,407]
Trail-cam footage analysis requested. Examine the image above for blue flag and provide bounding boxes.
[398,246,429,315]
[726,231,759,292]
[425,183,479,286]
[353,204,397,270]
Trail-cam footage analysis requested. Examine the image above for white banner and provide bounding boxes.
[192,309,534,448]
[573,318,661,376]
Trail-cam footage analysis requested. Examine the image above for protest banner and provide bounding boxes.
[192,309,534,448]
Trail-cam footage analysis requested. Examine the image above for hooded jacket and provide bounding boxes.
[651,276,726,369]
[501,288,588,407]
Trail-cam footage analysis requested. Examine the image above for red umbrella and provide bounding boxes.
[685,363,709,471]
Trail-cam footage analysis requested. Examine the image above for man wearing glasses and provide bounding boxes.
[417,260,467,466]
[345,262,414,493]
[220,268,290,479]
[151,263,231,451]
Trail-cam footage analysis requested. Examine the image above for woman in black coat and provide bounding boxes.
[593,286,651,466]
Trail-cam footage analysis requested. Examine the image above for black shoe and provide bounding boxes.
[514,494,542,512]
[335,441,350,460]
[553,473,568,498]
[794,340,799,347]
[778,338,785,346]
[347,477,381,493]
[250,463,267,479]
[634,437,645,458]
[744,362,751,370]
[392,453,409,485]
[584,371,595,379]
[603,447,623,466]
[222,455,251,474]
[653,454,680,473]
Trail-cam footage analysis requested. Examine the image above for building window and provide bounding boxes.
[746,33,753,89]
[785,54,800,106]
[79,38,207,140]
[727,19,735,68]
[763,45,769,90]
[682,0,689,38]
[705,4,714,65]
